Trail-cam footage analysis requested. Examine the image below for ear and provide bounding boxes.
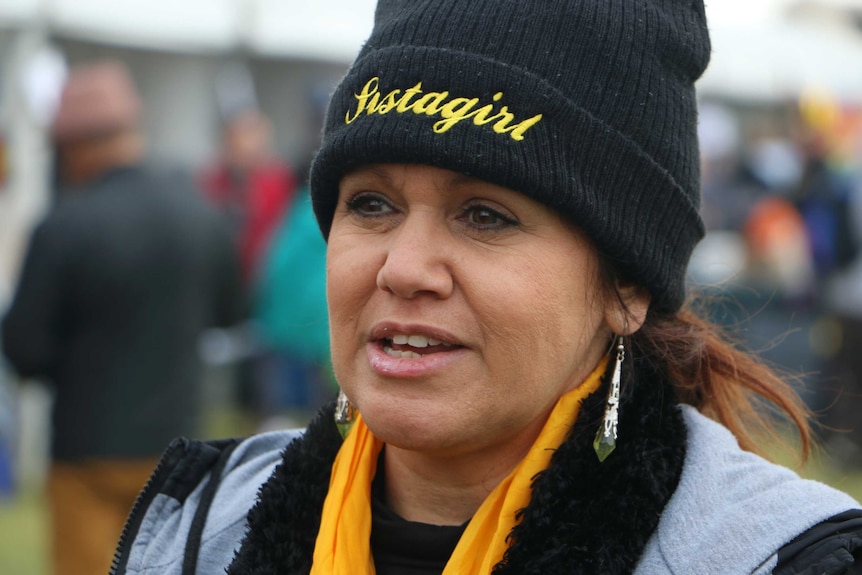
[604,282,651,335]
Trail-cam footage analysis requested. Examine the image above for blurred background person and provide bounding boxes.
[818,171,862,466]
[251,183,335,429]
[198,74,296,419]
[200,65,335,429]
[792,92,862,466]
[0,60,244,575]
[247,84,336,430]
[199,91,297,285]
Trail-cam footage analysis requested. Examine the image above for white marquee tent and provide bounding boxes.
[3,0,862,99]
[0,0,377,61]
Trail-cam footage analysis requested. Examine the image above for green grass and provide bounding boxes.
[0,487,48,575]
[0,404,260,575]
[796,454,862,502]
[765,434,862,502]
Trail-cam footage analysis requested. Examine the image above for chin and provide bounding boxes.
[363,405,452,451]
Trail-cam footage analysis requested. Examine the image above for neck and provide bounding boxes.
[382,425,539,525]
[59,130,143,185]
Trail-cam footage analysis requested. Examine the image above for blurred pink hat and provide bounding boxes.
[51,60,141,144]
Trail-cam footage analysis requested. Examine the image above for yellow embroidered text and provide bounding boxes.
[344,77,543,141]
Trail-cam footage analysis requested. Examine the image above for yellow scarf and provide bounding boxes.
[311,356,608,574]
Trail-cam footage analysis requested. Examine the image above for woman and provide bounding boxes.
[111,1,862,574]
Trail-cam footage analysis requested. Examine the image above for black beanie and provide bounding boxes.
[310,0,711,312]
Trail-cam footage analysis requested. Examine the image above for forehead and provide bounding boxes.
[342,163,476,185]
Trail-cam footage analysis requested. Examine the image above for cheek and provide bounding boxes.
[484,294,590,377]
[482,254,604,377]
[325,238,375,353]
[326,232,376,302]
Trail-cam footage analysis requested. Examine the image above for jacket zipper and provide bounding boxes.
[109,437,190,575]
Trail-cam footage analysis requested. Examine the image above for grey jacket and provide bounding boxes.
[111,405,861,574]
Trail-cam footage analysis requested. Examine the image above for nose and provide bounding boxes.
[376,213,455,300]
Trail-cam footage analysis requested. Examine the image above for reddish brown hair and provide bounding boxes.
[597,247,813,463]
[630,300,813,463]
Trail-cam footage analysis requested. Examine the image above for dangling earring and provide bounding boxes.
[334,390,356,439]
[593,336,625,462]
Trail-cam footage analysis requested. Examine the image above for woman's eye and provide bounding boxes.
[345,193,394,217]
[462,205,518,229]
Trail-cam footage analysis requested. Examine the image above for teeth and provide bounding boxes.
[388,334,452,347]
[383,346,422,359]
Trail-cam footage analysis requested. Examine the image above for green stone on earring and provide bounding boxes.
[593,425,616,462]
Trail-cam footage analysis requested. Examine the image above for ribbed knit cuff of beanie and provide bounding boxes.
[311,0,712,313]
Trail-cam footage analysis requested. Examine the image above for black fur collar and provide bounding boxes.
[228,359,686,574]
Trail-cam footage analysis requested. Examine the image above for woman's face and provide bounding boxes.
[327,164,615,458]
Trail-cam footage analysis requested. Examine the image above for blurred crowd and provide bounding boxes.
[0,59,333,575]
[694,91,862,463]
